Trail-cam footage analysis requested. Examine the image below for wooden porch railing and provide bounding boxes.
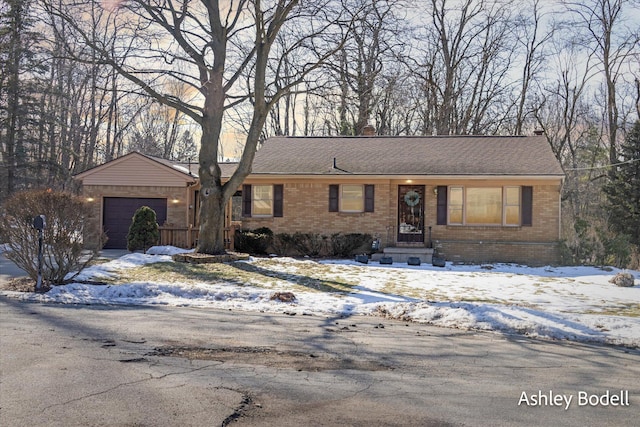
[159,225,235,251]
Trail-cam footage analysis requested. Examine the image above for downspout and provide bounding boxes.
[558,176,565,241]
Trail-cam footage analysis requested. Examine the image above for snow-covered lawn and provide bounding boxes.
[2,245,639,348]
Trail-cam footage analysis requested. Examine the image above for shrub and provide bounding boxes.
[0,189,105,285]
[127,206,160,253]
[330,233,373,257]
[291,232,327,257]
[234,227,273,254]
[598,230,632,268]
[272,233,296,256]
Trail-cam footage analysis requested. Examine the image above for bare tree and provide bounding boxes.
[43,0,347,254]
[561,0,640,174]
[408,0,516,135]
[375,70,416,135]
[326,0,405,135]
[510,0,555,135]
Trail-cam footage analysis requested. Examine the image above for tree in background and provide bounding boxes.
[0,0,46,198]
[331,0,405,136]
[127,206,159,254]
[561,0,640,176]
[604,120,640,249]
[43,0,347,254]
[408,0,516,135]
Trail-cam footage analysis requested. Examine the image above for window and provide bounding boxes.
[504,187,521,226]
[253,185,273,216]
[466,188,502,224]
[448,187,463,224]
[341,185,364,212]
[446,186,528,226]
[242,184,283,218]
[329,184,374,213]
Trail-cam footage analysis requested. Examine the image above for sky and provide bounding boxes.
[2,246,639,349]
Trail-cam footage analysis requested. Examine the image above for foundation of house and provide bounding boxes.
[371,247,434,264]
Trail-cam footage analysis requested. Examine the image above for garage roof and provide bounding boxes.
[74,152,198,186]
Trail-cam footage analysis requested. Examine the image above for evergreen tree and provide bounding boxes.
[127,206,160,253]
[604,121,640,246]
[0,0,48,200]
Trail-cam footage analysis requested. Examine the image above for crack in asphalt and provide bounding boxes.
[36,362,221,415]
[220,389,253,426]
[37,376,154,414]
[146,344,393,372]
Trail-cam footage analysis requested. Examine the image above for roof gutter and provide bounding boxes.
[242,173,565,181]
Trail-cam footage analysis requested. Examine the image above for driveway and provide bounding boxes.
[0,253,28,283]
[0,249,131,285]
[1,300,638,426]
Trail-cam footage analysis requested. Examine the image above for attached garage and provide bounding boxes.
[74,152,199,250]
[102,197,168,249]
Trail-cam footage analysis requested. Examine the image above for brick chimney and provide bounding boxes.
[362,124,376,136]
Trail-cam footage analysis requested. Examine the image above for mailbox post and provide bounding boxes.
[33,215,46,291]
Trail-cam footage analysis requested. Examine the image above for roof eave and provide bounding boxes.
[245,173,565,180]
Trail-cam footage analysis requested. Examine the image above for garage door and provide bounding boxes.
[103,198,167,249]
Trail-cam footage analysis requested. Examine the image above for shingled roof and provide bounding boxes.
[250,135,564,177]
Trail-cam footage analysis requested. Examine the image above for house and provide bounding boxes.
[75,133,565,265]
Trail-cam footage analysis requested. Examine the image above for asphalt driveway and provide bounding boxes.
[2,300,638,426]
[0,249,131,285]
[0,253,27,283]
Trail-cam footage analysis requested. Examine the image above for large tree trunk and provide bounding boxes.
[196,69,227,254]
[197,184,227,254]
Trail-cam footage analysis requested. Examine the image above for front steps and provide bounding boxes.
[370,246,434,264]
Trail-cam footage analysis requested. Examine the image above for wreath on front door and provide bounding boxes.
[404,190,421,207]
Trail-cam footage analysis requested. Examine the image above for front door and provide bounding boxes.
[397,185,425,243]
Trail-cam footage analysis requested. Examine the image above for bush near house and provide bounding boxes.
[0,189,105,286]
[330,233,373,257]
[267,232,372,258]
[235,230,378,258]
[271,232,296,256]
[234,227,273,254]
[127,206,160,253]
[290,232,328,257]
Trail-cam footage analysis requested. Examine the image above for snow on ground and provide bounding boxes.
[2,245,639,348]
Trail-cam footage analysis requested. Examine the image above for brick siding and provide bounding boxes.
[82,179,562,265]
[242,180,562,265]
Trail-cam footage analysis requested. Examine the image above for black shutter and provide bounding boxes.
[329,185,339,212]
[364,184,375,212]
[273,184,284,217]
[242,184,252,217]
[522,186,533,226]
[436,186,447,225]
